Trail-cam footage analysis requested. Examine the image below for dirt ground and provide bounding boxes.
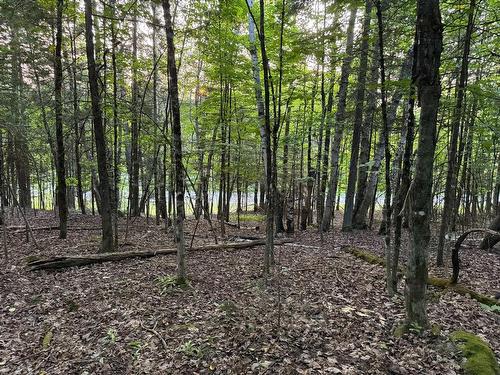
[0,210,498,374]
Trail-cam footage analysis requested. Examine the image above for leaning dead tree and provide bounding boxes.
[452,228,500,284]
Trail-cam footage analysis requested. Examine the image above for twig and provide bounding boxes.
[286,243,321,250]
[335,268,345,287]
[140,320,168,351]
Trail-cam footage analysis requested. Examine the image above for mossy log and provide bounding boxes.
[28,238,293,271]
[344,246,499,310]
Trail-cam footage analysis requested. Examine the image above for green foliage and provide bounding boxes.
[65,299,79,312]
[156,275,190,293]
[128,339,145,357]
[408,322,424,335]
[178,340,206,359]
[479,303,500,313]
[450,331,500,375]
[42,330,53,349]
[218,300,238,316]
[105,328,118,344]
[229,212,264,222]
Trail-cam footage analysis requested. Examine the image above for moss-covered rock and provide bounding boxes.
[450,331,499,375]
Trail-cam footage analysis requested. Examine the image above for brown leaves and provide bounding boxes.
[0,212,498,374]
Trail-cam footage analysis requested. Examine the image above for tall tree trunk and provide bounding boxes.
[390,44,416,294]
[318,72,335,223]
[193,61,204,220]
[436,0,476,266]
[162,0,187,282]
[129,5,140,217]
[247,0,267,213]
[111,0,120,246]
[54,0,68,239]
[70,14,85,215]
[375,0,393,295]
[301,68,319,230]
[342,0,372,231]
[405,0,443,328]
[354,49,378,219]
[258,0,274,275]
[321,6,357,232]
[352,49,412,229]
[11,29,31,209]
[84,0,115,252]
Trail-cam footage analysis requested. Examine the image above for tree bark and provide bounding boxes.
[70,15,85,215]
[405,0,443,328]
[54,0,68,239]
[163,0,187,282]
[342,0,372,231]
[436,0,476,266]
[479,213,500,249]
[321,6,357,232]
[375,0,393,295]
[129,5,140,217]
[354,49,378,219]
[390,44,416,294]
[84,0,115,252]
[352,49,412,229]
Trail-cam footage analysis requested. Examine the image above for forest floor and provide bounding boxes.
[0,210,499,374]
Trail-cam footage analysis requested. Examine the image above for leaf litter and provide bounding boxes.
[0,211,498,374]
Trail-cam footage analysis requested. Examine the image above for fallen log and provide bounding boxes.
[10,225,102,233]
[27,238,293,271]
[452,228,500,284]
[344,245,500,310]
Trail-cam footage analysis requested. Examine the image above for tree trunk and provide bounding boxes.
[375,0,393,295]
[162,0,187,282]
[390,44,416,294]
[129,5,140,217]
[321,6,357,232]
[302,68,319,230]
[70,15,86,215]
[54,0,68,239]
[354,49,378,219]
[342,0,372,231]
[84,0,114,252]
[405,0,443,328]
[436,0,476,266]
[480,213,500,249]
[353,49,412,229]
[247,0,267,213]
[11,29,31,210]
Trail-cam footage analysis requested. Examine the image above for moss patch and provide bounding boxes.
[229,213,265,222]
[450,331,499,375]
[344,246,387,267]
[393,324,407,338]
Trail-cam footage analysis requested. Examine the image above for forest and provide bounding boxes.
[0,0,499,373]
